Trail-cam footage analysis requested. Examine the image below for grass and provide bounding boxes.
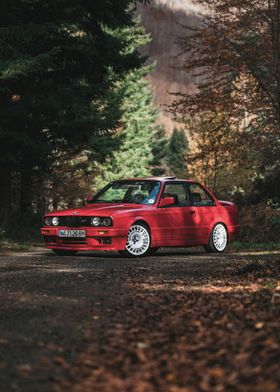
[0,239,43,253]
[229,241,280,251]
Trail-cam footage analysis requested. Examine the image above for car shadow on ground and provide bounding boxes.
[45,247,214,259]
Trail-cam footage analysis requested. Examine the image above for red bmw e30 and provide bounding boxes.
[41,177,240,257]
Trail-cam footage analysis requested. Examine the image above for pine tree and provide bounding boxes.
[93,69,159,190]
[0,1,147,219]
[166,128,188,178]
[151,126,168,176]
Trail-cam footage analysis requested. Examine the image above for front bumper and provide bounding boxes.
[40,226,128,251]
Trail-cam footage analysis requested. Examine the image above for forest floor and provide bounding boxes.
[0,248,279,392]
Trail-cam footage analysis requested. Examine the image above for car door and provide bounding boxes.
[155,182,197,246]
[186,182,217,243]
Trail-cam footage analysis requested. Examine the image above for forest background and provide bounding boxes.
[0,0,279,244]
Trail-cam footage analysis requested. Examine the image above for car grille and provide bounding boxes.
[58,216,91,227]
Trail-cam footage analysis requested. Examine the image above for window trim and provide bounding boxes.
[186,182,216,207]
[157,181,190,208]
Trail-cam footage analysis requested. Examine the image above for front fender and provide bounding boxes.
[125,215,159,247]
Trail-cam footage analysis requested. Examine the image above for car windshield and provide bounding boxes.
[92,180,161,205]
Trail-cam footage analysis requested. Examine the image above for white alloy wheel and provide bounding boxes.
[125,224,151,256]
[212,223,227,252]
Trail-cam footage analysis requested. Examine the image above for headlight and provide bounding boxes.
[91,217,101,226]
[102,217,112,227]
[52,217,59,226]
[44,216,52,226]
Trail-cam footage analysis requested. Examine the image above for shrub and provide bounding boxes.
[3,213,42,242]
[239,203,280,243]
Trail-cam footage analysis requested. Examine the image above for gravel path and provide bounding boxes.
[0,248,279,392]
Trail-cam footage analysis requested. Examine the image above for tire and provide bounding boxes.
[52,249,77,256]
[120,223,152,258]
[148,248,159,256]
[204,223,228,253]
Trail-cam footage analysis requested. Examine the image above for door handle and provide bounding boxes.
[190,210,196,214]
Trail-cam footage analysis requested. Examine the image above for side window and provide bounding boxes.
[189,183,215,206]
[162,183,189,206]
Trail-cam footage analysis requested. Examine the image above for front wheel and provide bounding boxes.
[52,249,77,256]
[204,223,228,253]
[120,223,151,258]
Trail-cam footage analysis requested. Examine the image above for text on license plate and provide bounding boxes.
[58,230,86,238]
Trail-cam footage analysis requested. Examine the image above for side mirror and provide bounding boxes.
[159,196,175,208]
[83,195,93,205]
[191,192,202,204]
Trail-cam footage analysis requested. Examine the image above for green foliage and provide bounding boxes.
[0,1,141,169]
[0,1,149,216]
[151,126,168,176]
[165,128,188,178]
[93,68,159,190]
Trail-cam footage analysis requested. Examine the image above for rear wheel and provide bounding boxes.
[120,223,151,258]
[204,223,228,253]
[52,249,77,256]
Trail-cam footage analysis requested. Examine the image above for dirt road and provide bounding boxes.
[0,248,279,392]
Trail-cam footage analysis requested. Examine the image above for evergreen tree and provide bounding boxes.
[93,68,159,190]
[166,128,188,178]
[0,1,147,220]
[151,126,168,176]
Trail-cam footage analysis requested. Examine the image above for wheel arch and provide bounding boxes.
[123,219,153,257]
[129,218,153,242]
[132,219,151,233]
[211,221,228,232]
[217,221,228,231]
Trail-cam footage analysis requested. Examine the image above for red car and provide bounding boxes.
[41,177,240,257]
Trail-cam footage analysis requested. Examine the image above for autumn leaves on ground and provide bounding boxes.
[0,249,279,392]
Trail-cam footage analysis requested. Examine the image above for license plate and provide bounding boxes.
[58,230,86,238]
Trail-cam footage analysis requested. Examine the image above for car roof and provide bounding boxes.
[121,176,196,183]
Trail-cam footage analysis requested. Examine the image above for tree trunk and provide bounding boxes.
[20,167,33,214]
[35,172,47,216]
[0,168,12,225]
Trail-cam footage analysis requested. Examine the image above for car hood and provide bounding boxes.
[46,203,153,216]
